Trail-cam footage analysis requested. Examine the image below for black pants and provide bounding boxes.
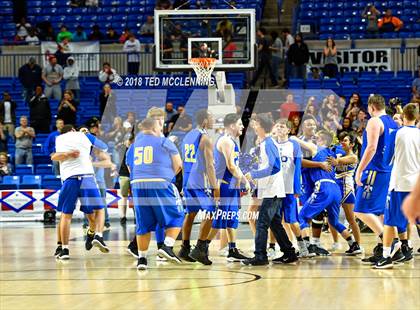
[254,197,294,260]
[31,120,51,133]
[128,62,140,75]
[323,64,338,78]
[251,56,278,86]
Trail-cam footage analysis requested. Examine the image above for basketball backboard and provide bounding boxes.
[154,9,256,71]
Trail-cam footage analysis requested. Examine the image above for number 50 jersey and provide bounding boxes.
[126,133,179,182]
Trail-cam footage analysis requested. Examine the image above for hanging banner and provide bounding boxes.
[40,41,100,72]
[309,48,392,73]
[1,191,35,212]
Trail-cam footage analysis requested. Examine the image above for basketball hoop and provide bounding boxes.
[189,58,217,86]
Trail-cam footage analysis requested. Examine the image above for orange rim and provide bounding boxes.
[189,58,216,69]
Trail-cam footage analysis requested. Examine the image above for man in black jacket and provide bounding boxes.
[287,33,310,80]
[0,92,17,138]
[18,57,42,104]
[29,86,51,133]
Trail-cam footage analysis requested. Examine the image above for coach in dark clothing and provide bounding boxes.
[250,28,278,87]
[18,57,42,103]
[0,92,17,139]
[287,33,310,79]
[29,86,51,133]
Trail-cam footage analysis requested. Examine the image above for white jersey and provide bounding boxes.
[389,126,420,192]
[274,139,302,194]
[55,132,95,181]
[252,137,285,199]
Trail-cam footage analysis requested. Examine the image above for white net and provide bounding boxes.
[189,58,217,86]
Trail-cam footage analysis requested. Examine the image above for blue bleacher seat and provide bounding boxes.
[0,176,20,190]
[36,164,53,175]
[15,165,34,176]
[20,175,42,189]
[42,175,62,190]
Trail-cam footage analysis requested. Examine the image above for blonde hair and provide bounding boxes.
[147,107,166,119]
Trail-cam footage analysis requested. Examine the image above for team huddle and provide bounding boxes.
[51,94,419,270]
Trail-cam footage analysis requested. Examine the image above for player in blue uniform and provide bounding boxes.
[293,130,361,255]
[328,132,362,252]
[178,109,219,265]
[374,104,419,268]
[126,118,184,270]
[206,113,250,262]
[354,95,398,263]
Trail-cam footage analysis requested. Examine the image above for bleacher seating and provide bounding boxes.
[296,0,419,40]
[0,176,20,190]
[20,175,42,189]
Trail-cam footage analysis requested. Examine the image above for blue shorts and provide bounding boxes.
[355,170,391,216]
[212,182,239,229]
[282,194,298,224]
[384,191,409,234]
[184,188,215,214]
[57,175,104,215]
[132,180,185,235]
[299,180,346,233]
[336,177,356,205]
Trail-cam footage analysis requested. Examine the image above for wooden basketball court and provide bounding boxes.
[1,223,419,309]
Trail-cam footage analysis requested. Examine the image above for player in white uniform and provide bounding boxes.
[374,103,419,268]
[52,125,109,260]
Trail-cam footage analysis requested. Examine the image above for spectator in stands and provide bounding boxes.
[18,57,42,104]
[344,93,363,117]
[123,34,141,75]
[29,86,51,133]
[119,28,132,44]
[98,62,119,84]
[42,55,63,100]
[25,28,40,45]
[223,30,238,64]
[287,33,309,80]
[282,28,294,83]
[57,25,73,43]
[57,90,77,125]
[0,92,16,138]
[15,17,31,41]
[310,67,321,80]
[44,119,64,176]
[363,5,381,38]
[322,109,342,133]
[0,122,8,153]
[304,101,322,124]
[323,38,338,78]
[72,25,88,42]
[99,83,115,118]
[270,31,283,83]
[37,22,55,41]
[289,115,301,136]
[378,9,403,33]
[216,19,234,39]
[106,27,119,43]
[163,102,176,135]
[168,105,192,133]
[411,65,420,102]
[140,16,155,37]
[337,117,354,136]
[106,116,125,166]
[0,153,13,177]
[352,109,367,134]
[250,28,278,87]
[279,93,300,119]
[55,38,72,67]
[15,116,35,165]
[392,113,403,127]
[89,25,104,41]
[125,112,137,128]
[63,57,80,103]
[156,0,172,10]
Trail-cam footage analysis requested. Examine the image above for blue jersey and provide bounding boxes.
[307,147,336,184]
[214,135,240,186]
[126,133,179,182]
[361,114,398,172]
[182,128,207,189]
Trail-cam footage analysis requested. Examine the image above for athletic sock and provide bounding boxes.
[311,237,320,245]
[407,240,412,247]
[228,242,236,250]
[269,243,275,249]
[57,241,62,245]
[346,236,355,246]
[182,240,190,248]
[62,245,69,249]
[139,251,148,258]
[383,246,391,258]
[96,232,103,237]
[164,236,175,247]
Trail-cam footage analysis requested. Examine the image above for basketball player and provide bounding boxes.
[374,103,419,268]
[126,118,184,270]
[206,113,250,262]
[242,114,298,265]
[52,125,109,259]
[127,107,168,260]
[292,131,361,254]
[402,174,420,223]
[299,116,331,256]
[178,109,219,265]
[272,119,312,257]
[354,94,398,264]
[327,132,362,251]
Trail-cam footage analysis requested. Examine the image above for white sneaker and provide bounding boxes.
[219,247,229,257]
[298,240,312,258]
[267,247,276,259]
[330,242,342,252]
